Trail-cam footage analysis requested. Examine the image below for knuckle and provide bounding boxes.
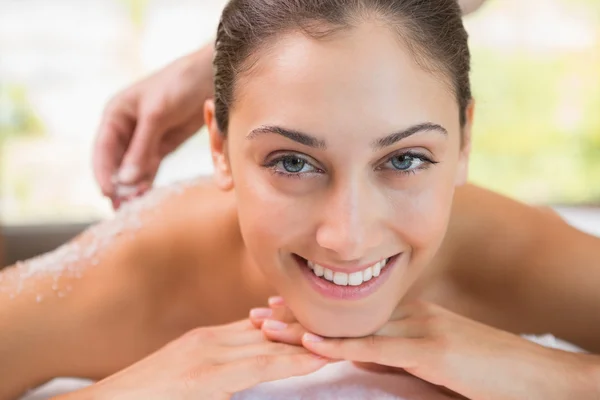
[144,104,166,124]
[366,336,384,358]
[183,327,216,344]
[180,365,213,389]
[103,91,127,116]
[253,354,273,369]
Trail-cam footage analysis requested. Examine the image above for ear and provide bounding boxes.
[455,100,474,186]
[205,99,234,191]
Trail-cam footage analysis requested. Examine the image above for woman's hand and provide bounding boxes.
[250,299,600,400]
[58,319,326,400]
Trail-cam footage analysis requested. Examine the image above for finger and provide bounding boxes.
[216,342,307,364]
[249,308,273,329]
[118,112,164,186]
[262,321,306,346]
[225,330,266,346]
[352,362,408,374]
[93,120,129,198]
[270,303,298,324]
[114,181,152,206]
[93,98,136,198]
[301,333,424,369]
[221,319,256,332]
[198,320,265,346]
[249,297,293,328]
[268,296,285,307]
[219,353,327,393]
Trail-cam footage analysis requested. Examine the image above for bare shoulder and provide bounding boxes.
[441,184,576,287]
[0,177,243,390]
[432,184,600,349]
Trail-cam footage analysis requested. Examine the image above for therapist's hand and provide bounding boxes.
[251,300,600,400]
[458,0,487,15]
[93,43,214,209]
[58,319,326,400]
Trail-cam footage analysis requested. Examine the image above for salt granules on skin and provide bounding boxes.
[0,180,196,302]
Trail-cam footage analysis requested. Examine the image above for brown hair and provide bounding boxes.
[213,0,471,134]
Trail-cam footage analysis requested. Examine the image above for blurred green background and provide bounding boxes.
[468,0,600,204]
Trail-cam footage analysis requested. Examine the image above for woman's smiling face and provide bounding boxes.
[207,21,472,337]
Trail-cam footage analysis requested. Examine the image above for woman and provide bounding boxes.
[3,0,600,398]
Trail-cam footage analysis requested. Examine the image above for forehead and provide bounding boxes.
[230,22,459,138]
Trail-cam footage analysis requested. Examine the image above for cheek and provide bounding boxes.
[230,163,313,275]
[392,162,458,261]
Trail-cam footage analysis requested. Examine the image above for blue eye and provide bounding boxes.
[390,154,424,171]
[282,156,308,173]
[267,155,317,175]
[382,152,434,174]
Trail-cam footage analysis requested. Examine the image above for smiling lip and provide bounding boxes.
[294,254,400,301]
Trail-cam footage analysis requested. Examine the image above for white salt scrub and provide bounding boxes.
[0,179,197,301]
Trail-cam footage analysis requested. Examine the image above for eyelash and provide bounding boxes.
[377,151,438,175]
[263,154,320,179]
[263,151,437,179]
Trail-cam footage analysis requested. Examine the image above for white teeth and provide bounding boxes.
[306,258,390,286]
[333,271,349,286]
[348,271,363,286]
[373,261,381,277]
[314,264,324,277]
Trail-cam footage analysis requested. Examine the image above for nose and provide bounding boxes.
[315,178,383,260]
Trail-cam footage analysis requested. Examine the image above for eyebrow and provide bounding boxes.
[247,126,326,149]
[247,122,447,150]
[372,122,448,150]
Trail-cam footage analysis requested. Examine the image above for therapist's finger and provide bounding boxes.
[93,96,136,199]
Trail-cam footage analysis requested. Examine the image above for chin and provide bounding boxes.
[292,303,395,338]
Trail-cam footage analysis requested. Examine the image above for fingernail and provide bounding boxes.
[118,165,140,184]
[250,308,273,319]
[303,333,324,342]
[268,296,285,306]
[263,319,287,331]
